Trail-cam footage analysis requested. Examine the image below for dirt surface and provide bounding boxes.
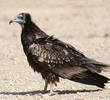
[0,0,110,100]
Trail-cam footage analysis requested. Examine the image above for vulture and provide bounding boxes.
[9,13,110,93]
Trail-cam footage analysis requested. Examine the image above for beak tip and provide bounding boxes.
[9,20,13,24]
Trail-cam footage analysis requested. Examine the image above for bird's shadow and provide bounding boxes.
[0,89,102,95]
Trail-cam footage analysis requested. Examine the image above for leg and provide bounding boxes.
[44,80,48,92]
[49,83,57,96]
[50,83,53,93]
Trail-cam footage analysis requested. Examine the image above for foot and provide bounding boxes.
[49,91,57,96]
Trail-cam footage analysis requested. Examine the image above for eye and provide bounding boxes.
[20,16,23,19]
[18,15,24,19]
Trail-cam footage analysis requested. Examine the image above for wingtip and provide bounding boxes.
[102,66,110,72]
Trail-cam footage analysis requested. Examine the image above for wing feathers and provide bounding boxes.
[29,36,110,80]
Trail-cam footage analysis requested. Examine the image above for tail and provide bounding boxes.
[70,71,109,88]
[85,58,110,73]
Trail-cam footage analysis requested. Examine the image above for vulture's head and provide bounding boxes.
[9,13,31,26]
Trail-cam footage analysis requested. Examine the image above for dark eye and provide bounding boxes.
[18,15,24,19]
[20,16,23,19]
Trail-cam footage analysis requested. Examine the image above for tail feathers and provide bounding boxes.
[70,71,109,88]
[85,58,110,73]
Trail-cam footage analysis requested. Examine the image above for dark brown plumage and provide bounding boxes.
[9,13,110,92]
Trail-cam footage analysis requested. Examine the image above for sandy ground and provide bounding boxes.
[0,0,110,99]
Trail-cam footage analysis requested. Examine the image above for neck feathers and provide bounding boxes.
[21,20,48,40]
[22,21,42,34]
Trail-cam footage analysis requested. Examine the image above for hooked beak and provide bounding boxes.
[9,17,18,24]
[9,20,13,24]
[9,16,25,24]
[9,18,18,24]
